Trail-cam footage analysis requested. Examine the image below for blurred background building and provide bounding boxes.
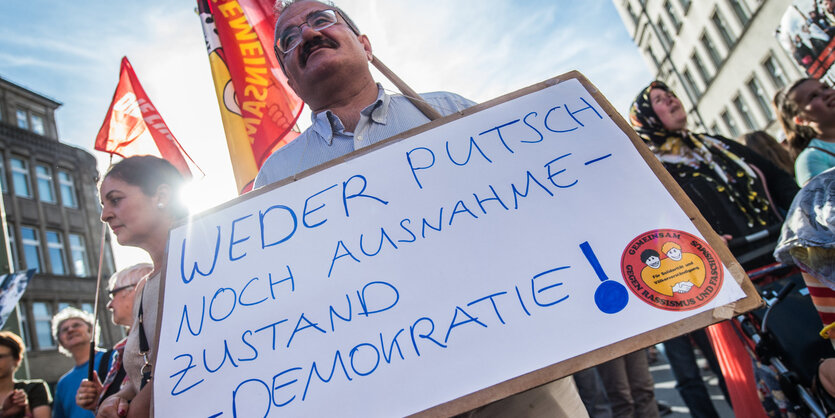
[613,0,805,139]
[0,75,119,386]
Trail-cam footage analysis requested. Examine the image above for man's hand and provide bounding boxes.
[77,374,103,411]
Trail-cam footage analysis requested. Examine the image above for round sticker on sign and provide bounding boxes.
[621,229,723,311]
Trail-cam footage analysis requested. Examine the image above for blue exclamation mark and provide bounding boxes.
[580,241,628,314]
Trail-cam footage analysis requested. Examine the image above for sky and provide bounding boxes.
[0,1,652,269]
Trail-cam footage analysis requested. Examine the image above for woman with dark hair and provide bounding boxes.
[737,131,795,177]
[0,331,51,418]
[629,81,798,418]
[774,77,835,186]
[94,156,188,418]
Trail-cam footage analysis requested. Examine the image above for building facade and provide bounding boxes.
[613,0,805,138]
[0,76,120,384]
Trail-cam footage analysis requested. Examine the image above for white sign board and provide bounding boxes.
[153,76,747,417]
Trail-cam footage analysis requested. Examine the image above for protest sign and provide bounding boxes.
[152,72,759,417]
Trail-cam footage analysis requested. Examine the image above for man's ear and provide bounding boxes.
[359,34,372,61]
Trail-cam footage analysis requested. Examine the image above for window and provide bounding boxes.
[81,303,93,314]
[691,52,712,84]
[20,227,41,273]
[58,171,77,208]
[711,9,736,49]
[664,1,682,31]
[626,3,639,24]
[678,0,691,13]
[46,231,66,275]
[30,115,45,136]
[700,32,723,68]
[19,305,31,349]
[727,0,751,26]
[763,54,788,89]
[15,110,27,130]
[746,76,775,121]
[657,18,674,50]
[0,158,6,194]
[720,109,740,137]
[7,227,17,271]
[10,158,30,198]
[35,165,55,204]
[32,302,55,349]
[69,234,89,277]
[682,69,702,99]
[733,94,758,130]
[646,47,660,70]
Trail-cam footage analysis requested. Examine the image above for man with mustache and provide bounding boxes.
[253,0,475,187]
[255,2,588,417]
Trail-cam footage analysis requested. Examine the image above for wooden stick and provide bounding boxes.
[371,55,442,121]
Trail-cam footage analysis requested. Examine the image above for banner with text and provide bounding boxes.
[153,77,747,417]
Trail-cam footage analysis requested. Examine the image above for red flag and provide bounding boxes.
[198,0,303,193]
[95,57,194,177]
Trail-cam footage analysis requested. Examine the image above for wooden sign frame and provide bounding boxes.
[151,71,761,417]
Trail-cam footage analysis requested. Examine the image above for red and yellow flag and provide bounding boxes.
[95,57,194,177]
[198,0,303,194]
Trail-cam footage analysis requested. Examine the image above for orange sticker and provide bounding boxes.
[621,229,722,311]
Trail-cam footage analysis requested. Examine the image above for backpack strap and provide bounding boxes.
[97,349,114,381]
[807,146,835,158]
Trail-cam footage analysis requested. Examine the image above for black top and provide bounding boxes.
[11,379,51,415]
[662,136,799,267]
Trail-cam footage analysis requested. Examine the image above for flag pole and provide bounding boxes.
[371,55,442,122]
[88,154,113,381]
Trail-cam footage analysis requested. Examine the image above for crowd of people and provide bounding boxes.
[2,0,835,416]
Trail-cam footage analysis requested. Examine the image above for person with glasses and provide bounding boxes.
[256,2,588,417]
[51,308,112,418]
[253,0,476,188]
[0,331,51,418]
[75,264,152,413]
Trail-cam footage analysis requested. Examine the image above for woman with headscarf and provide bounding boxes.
[629,81,798,418]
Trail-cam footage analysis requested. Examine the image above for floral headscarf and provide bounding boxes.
[629,81,776,230]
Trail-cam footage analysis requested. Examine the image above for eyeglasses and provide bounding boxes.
[275,9,339,54]
[108,284,135,297]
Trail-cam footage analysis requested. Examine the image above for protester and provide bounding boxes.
[774,77,835,186]
[774,167,835,413]
[52,307,111,418]
[0,331,51,418]
[95,156,187,418]
[595,350,659,418]
[255,1,588,416]
[75,264,152,412]
[630,80,799,417]
[738,131,795,177]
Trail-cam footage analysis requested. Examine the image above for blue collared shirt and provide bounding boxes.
[254,84,475,188]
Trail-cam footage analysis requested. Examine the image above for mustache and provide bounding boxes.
[300,36,339,66]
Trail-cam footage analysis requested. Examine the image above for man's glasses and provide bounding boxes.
[276,9,339,54]
[108,284,134,298]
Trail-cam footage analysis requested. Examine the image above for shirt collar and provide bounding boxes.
[309,84,390,145]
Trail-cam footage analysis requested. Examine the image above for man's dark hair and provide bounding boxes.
[640,249,660,264]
